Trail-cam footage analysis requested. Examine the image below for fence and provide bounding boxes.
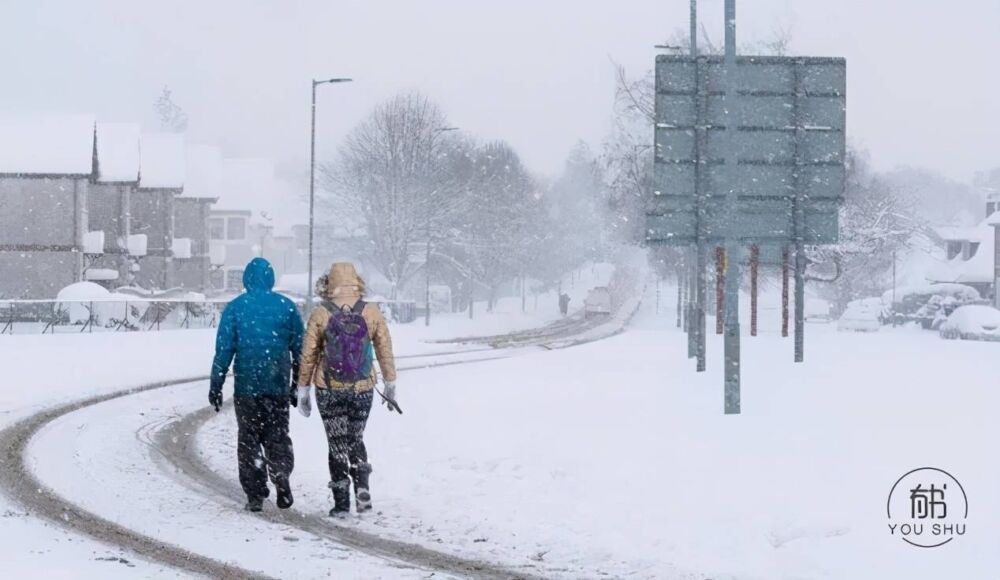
[0,299,232,334]
[0,298,419,335]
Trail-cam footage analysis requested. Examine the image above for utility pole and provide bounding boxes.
[308,77,352,312]
[425,215,432,326]
[892,249,897,305]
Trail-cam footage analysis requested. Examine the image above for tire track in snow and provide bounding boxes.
[149,316,635,579]
[0,378,274,580]
[0,351,545,579]
[155,400,540,579]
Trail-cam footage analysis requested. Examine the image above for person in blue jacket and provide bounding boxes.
[209,257,304,512]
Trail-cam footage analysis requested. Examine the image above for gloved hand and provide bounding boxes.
[209,387,223,412]
[380,381,401,414]
[296,386,312,418]
[382,381,396,404]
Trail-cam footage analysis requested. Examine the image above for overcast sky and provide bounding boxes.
[2,0,998,186]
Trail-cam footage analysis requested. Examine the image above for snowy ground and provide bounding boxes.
[3,278,999,578]
[0,284,607,578]
[195,293,1000,579]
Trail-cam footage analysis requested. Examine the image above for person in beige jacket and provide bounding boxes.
[295,262,398,516]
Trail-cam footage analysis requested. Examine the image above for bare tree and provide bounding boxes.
[154,86,188,133]
[319,92,465,297]
[809,148,926,311]
[445,141,540,310]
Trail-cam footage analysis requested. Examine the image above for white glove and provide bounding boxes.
[297,386,312,418]
[380,381,401,414]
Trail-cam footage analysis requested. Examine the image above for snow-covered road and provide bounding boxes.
[27,380,448,579]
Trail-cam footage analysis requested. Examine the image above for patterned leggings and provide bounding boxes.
[316,388,374,488]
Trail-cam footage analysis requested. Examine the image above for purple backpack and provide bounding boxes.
[322,300,374,383]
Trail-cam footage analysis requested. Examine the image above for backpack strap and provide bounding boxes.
[320,300,337,315]
[351,300,367,315]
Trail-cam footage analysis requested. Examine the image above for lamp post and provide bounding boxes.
[425,126,459,326]
[308,77,352,311]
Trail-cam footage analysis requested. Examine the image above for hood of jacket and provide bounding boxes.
[324,262,364,304]
[243,257,275,293]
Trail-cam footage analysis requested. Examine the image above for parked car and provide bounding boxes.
[884,283,982,329]
[939,305,1000,341]
[837,298,885,332]
[584,286,612,318]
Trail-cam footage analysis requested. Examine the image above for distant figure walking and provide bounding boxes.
[296,262,399,516]
[208,257,304,512]
[559,293,571,316]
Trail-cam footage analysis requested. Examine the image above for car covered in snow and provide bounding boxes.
[939,304,1000,341]
[584,286,612,318]
[837,298,886,332]
[884,283,982,329]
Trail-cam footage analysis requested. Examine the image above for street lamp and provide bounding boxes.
[425,126,459,326]
[308,77,352,311]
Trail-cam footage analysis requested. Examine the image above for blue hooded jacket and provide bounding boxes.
[210,258,305,398]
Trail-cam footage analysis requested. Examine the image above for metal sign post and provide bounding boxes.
[782,246,790,337]
[691,0,707,372]
[647,0,845,413]
[721,0,741,414]
[750,244,759,337]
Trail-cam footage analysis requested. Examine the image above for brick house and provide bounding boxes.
[0,115,93,298]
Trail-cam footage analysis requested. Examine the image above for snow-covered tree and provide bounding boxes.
[544,143,610,275]
[319,92,466,297]
[602,65,654,245]
[154,86,188,133]
[447,141,540,310]
[809,148,925,311]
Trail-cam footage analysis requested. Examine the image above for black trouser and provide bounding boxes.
[234,395,294,500]
[316,389,374,490]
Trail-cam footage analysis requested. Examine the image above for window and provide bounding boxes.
[226,269,244,291]
[227,217,247,241]
[209,218,225,241]
[209,269,225,291]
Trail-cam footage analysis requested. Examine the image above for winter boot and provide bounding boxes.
[245,496,264,512]
[351,463,373,513]
[329,480,351,518]
[275,476,294,510]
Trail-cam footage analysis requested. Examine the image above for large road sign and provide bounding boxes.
[646,55,846,246]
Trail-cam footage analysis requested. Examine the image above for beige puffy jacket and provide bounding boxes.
[297,263,397,391]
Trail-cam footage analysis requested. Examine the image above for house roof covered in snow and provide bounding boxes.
[95,122,140,183]
[181,144,223,199]
[932,225,985,243]
[928,222,995,284]
[0,114,95,176]
[139,133,185,190]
